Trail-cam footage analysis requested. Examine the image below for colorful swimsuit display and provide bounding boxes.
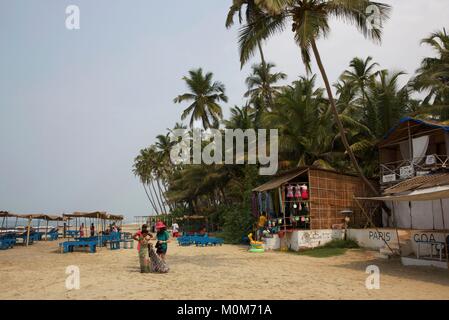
[286,185,294,198]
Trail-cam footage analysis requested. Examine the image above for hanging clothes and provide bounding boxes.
[294,184,301,198]
[300,184,309,200]
[286,185,294,198]
[258,193,264,213]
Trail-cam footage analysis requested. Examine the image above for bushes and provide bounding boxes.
[220,204,255,244]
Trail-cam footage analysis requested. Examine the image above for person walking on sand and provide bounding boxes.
[155,221,170,260]
[135,229,152,273]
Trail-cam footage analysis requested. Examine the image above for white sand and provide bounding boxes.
[1,232,449,300]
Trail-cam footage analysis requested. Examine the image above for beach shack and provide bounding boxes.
[355,117,449,268]
[252,166,377,251]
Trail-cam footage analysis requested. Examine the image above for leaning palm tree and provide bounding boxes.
[174,68,228,129]
[235,0,391,195]
[245,62,287,109]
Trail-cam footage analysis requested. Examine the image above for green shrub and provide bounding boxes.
[221,204,255,244]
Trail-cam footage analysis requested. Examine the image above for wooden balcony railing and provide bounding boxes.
[380,154,449,185]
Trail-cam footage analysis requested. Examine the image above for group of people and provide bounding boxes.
[76,222,121,237]
[133,221,170,273]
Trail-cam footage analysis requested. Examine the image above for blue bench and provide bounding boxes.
[60,240,97,253]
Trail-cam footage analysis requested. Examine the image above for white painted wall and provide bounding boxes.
[263,229,344,251]
[347,228,398,250]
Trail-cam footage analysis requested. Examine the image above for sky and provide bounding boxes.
[0,0,448,221]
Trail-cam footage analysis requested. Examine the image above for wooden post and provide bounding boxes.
[45,219,49,241]
[440,199,446,230]
[26,217,31,246]
[392,202,402,256]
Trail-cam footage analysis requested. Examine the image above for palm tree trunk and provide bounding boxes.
[310,39,379,196]
[150,180,165,214]
[156,179,171,213]
[142,183,159,214]
[257,41,266,68]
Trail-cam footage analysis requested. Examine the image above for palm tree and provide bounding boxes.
[368,69,410,136]
[412,29,449,120]
[235,0,391,195]
[340,56,379,116]
[133,148,160,214]
[262,75,338,169]
[245,62,287,109]
[226,0,267,66]
[223,105,256,129]
[174,68,228,129]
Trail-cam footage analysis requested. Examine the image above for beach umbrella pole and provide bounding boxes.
[26,217,31,246]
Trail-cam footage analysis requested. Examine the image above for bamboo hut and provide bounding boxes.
[252,166,378,250]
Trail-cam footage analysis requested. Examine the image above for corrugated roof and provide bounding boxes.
[253,168,309,192]
[384,173,449,195]
[382,117,449,143]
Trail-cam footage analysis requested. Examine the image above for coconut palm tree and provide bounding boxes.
[174,68,228,129]
[368,69,410,137]
[245,62,287,109]
[133,148,160,214]
[235,0,391,195]
[226,0,268,66]
[223,105,256,129]
[340,56,379,120]
[262,75,339,169]
[412,28,449,120]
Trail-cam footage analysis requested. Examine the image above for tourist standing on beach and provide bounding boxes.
[155,221,170,260]
[90,223,95,237]
[135,229,152,273]
[171,220,179,238]
[79,223,85,237]
[133,224,150,252]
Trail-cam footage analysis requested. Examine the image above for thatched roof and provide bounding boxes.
[63,212,123,220]
[11,214,65,221]
[0,211,16,218]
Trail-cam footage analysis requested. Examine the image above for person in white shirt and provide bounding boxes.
[171,221,179,238]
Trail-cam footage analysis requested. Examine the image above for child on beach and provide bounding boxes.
[155,221,170,260]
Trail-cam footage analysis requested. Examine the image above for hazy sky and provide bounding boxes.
[1,0,448,221]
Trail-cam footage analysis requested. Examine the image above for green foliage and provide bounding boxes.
[220,204,255,244]
[294,239,359,258]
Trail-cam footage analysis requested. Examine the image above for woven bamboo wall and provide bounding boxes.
[308,169,376,229]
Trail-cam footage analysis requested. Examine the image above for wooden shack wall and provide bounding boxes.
[308,169,376,229]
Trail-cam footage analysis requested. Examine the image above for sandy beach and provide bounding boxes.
[1,226,449,300]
